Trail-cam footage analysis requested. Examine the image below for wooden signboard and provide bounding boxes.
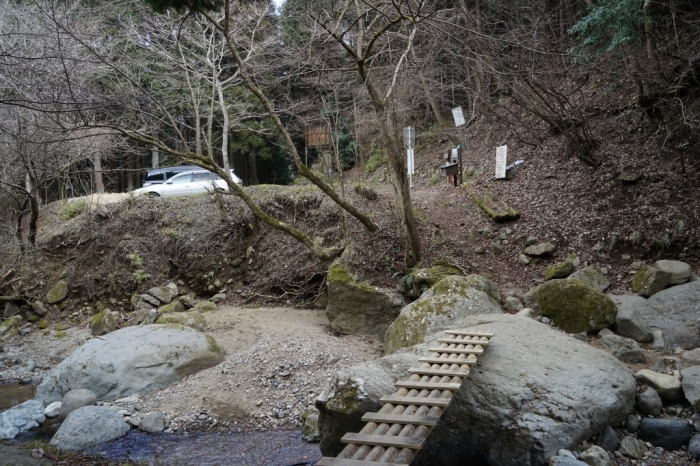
[495,145,507,179]
[305,122,331,148]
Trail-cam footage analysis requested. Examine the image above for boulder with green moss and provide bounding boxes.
[157,300,185,315]
[0,316,21,343]
[326,263,404,339]
[544,261,574,280]
[46,280,69,304]
[301,408,320,442]
[535,279,617,333]
[155,311,207,332]
[632,265,672,298]
[384,275,502,354]
[192,300,217,313]
[413,264,461,286]
[35,324,224,404]
[90,309,119,336]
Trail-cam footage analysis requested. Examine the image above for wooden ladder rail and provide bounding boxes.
[317,330,494,465]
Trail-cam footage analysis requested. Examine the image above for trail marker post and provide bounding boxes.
[495,145,508,180]
[403,126,415,188]
[451,107,466,186]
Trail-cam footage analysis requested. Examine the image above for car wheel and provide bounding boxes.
[147,192,160,197]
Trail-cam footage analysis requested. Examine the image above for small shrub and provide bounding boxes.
[427,171,442,186]
[655,231,671,250]
[628,230,644,246]
[59,200,86,220]
[365,144,389,173]
[127,253,144,268]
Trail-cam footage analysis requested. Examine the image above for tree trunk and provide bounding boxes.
[93,152,105,193]
[643,0,665,85]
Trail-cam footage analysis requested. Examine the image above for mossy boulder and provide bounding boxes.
[38,320,50,329]
[537,279,616,333]
[155,311,207,332]
[147,286,176,305]
[326,262,404,339]
[31,301,47,316]
[157,300,185,315]
[27,313,41,323]
[192,300,217,313]
[632,265,672,297]
[399,265,462,298]
[46,280,69,304]
[301,408,320,442]
[90,309,118,336]
[0,315,21,342]
[544,261,574,280]
[384,275,503,354]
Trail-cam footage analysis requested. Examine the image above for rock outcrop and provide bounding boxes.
[326,263,404,339]
[318,314,636,466]
[384,275,502,354]
[35,324,224,404]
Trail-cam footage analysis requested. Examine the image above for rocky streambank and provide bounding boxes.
[3,256,700,465]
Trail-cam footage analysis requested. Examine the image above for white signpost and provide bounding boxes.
[404,127,415,188]
[495,145,508,179]
[451,107,465,127]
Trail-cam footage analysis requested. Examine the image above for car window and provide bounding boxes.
[192,173,211,182]
[144,173,164,182]
[170,174,191,184]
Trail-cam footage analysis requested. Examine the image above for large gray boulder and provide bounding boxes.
[655,260,692,286]
[326,263,404,339]
[35,324,224,404]
[644,281,700,349]
[384,275,502,354]
[50,406,129,451]
[0,400,45,439]
[318,314,636,466]
[608,295,653,343]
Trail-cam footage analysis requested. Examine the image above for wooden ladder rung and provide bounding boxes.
[408,367,470,377]
[394,380,462,391]
[418,356,475,365]
[437,337,489,346]
[428,346,483,355]
[317,458,402,466]
[361,412,440,426]
[341,433,425,449]
[444,330,494,337]
[379,395,451,407]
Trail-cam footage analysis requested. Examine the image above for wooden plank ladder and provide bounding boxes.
[317,330,494,466]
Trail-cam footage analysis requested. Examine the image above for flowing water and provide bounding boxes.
[1,382,321,465]
[0,381,37,410]
[92,429,322,466]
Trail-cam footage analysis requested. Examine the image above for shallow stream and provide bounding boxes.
[1,382,321,465]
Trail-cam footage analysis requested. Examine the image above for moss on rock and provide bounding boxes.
[90,309,118,336]
[544,261,574,280]
[46,280,69,304]
[632,265,672,298]
[538,279,616,333]
[384,275,503,354]
[156,311,207,332]
[158,300,185,315]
